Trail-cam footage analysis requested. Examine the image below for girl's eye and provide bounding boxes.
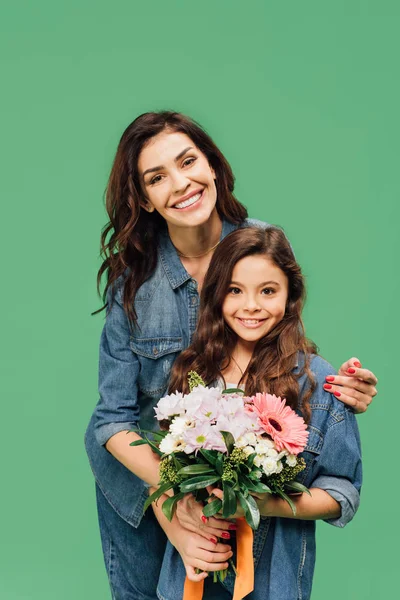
[149,174,163,185]
[261,288,275,295]
[182,157,196,167]
[228,287,241,295]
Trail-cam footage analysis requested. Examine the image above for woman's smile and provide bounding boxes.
[172,188,204,210]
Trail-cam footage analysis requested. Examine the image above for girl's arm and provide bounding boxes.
[256,488,340,520]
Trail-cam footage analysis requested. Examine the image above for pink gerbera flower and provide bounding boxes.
[246,393,309,455]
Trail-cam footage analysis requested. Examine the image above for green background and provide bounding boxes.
[1,1,397,598]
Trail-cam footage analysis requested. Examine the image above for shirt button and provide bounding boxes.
[153,347,159,355]
[191,296,197,305]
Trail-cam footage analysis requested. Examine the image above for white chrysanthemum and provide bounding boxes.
[253,454,263,468]
[243,432,257,446]
[243,445,255,457]
[277,450,288,460]
[159,434,182,455]
[275,460,283,473]
[286,454,297,467]
[262,456,279,475]
[235,436,247,449]
[266,448,278,458]
[169,417,193,438]
[255,440,276,456]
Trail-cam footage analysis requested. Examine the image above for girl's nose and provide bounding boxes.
[244,296,261,312]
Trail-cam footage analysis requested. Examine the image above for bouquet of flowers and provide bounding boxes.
[131,372,310,531]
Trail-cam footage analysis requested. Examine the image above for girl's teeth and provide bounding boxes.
[175,192,201,209]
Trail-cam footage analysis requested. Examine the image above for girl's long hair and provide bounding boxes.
[97,111,247,324]
[169,227,317,420]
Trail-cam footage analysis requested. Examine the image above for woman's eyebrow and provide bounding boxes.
[142,146,194,177]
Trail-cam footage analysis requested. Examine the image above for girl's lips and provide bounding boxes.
[236,317,267,329]
[172,189,204,211]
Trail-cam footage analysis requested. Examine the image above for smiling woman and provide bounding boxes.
[85,111,378,600]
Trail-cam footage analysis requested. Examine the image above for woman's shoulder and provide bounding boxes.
[241,217,270,229]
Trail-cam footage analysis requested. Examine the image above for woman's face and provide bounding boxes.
[222,255,289,348]
[137,131,217,229]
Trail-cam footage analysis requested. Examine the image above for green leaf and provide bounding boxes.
[215,453,224,475]
[247,453,257,468]
[143,481,174,513]
[143,435,163,456]
[161,492,185,521]
[129,439,148,447]
[284,481,311,496]
[276,489,297,515]
[237,491,260,530]
[199,449,218,466]
[202,498,223,517]
[241,475,271,494]
[222,388,244,394]
[222,481,237,518]
[178,464,216,476]
[179,475,221,493]
[220,431,235,454]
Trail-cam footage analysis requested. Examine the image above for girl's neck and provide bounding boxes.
[222,340,256,385]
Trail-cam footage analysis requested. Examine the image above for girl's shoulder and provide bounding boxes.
[298,353,348,419]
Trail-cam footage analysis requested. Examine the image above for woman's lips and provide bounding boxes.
[173,190,204,211]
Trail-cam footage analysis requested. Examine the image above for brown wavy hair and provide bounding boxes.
[168,227,318,421]
[96,111,248,324]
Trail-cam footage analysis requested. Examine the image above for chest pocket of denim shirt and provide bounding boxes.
[297,425,324,485]
[130,336,183,397]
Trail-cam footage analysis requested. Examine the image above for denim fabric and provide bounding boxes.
[156,354,362,600]
[84,217,266,597]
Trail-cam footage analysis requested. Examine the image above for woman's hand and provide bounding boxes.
[176,493,237,542]
[324,357,378,413]
[168,520,233,582]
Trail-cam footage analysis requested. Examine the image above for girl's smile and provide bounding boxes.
[222,254,289,349]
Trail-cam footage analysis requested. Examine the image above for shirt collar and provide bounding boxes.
[158,218,239,290]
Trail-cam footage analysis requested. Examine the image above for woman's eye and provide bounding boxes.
[149,174,163,185]
[182,157,196,167]
[228,287,241,295]
[261,288,274,295]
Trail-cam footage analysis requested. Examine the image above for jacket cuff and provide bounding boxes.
[312,475,360,528]
[94,421,139,446]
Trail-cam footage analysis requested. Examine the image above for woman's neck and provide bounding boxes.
[167,209,222,258]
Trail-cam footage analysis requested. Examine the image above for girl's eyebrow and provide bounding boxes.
[230,280,280,287]
[142,146,194,178]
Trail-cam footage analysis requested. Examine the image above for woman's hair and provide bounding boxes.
[97,111,248,324]
[169,227,317,420]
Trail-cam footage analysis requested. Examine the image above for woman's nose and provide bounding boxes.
[170,169,190,193]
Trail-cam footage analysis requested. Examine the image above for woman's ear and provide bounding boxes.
[139,197,155,213]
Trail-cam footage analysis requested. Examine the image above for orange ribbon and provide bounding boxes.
[183,518,254,600]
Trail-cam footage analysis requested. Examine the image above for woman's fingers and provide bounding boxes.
[323,369,377,413]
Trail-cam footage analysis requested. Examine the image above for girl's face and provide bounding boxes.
[137,131,217,229]
[222,254,289,348]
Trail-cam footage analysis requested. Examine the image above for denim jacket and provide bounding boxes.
[157,354,362,600]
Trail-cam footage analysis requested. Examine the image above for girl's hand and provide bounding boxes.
[176,493,237,542]
[324,357,378,413]
[169,523,233,582]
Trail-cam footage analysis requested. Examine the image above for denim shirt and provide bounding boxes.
[157,354,362,600]
[85,218,264,526]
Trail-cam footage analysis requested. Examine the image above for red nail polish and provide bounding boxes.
[201,515,208,524]
[326,376,335,382]
[221,531,230,539]
[228,524,237,530]
[347,368,356,374]
[210,537,217,544]
[354,361,362,368]
[323,384,332,390]
[334,391,341,397]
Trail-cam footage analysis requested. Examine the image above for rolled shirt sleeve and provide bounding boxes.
[94,286,141,446]
[310,408,362,528]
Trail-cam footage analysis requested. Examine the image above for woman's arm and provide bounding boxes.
[151,491,233,582]
[106,431,161,487]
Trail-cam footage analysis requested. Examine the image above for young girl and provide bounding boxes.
[154,226,362,600]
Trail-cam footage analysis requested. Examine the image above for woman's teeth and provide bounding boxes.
[175,192,202,209]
